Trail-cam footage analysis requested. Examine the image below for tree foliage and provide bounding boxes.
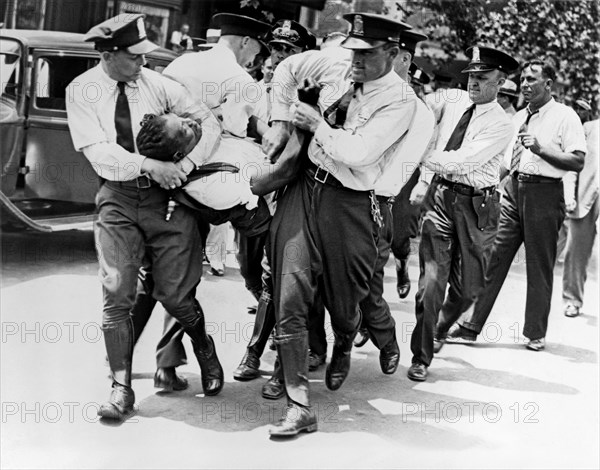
[406,0,598,107]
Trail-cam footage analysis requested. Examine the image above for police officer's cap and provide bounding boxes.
[341,13,412,50]
[84,14,158,55]
[269,20,316,51]
[462,46,519,74]
[498,79,519,97]
[212,13,270,43]
[409,62,431,86]
[398,30,428,55]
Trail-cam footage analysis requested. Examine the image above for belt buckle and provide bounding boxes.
[136,175,151,189]
[314,166,329,184]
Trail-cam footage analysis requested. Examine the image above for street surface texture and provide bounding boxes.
[1,228,598,469]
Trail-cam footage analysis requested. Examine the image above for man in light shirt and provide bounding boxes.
[66,14,224,421]
[447,59,586,352]
[263,13,419,437]
[407,46,519,381]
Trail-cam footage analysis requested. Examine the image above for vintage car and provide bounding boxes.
[0,29,177,232]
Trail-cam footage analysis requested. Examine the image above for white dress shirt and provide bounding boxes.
[511,98,587,179]
[271,48,419,191]
[163,44,258,139]
[422,94,514,188]
[66,64,220,181]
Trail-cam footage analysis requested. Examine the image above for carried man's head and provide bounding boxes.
[84,14,158,82]
[136,114,202,162]
[461,46,519,104]
[340,13,413,83]
[212,13,270,67]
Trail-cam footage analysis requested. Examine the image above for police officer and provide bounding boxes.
[407,46,519,381]
[66,14,224,420]
[264,13,419,437]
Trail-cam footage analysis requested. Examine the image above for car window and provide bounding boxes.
[0,39,22,98]
[34,55,98,111]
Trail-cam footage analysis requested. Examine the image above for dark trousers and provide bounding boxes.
[461,175,565,340]
[270,168,378,338]
[130,268,187,368]
[235,230,268,300]
[357,200,397,349]
[412,184,500,366]
[96,182,203,329]
[391,168,423,260]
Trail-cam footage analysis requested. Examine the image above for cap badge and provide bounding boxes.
[472,46,480,63]
[136,18,146,39]
[353,15,364,36]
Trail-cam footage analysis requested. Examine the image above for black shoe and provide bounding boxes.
[353,328,369,348]
[526,337,545,351]
[325,344,352,391]
[269,402,318,437]
[154,367,189,392]
[247,304,258,315]
[564,304,580,318]
[98,382,136,421]
[379,338,400,375]
[396,259,411,299]
[195,335,224,396]
[262,375,285,400]
[308,351,326,371]
[407,362,428,382]
[445,324,477,344]
[233,350,260,381]
[210,267,224,277]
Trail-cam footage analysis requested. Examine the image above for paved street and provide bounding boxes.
[1,228,598,469]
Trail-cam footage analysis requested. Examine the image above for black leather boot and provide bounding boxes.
[184,304,224,396]
[233,291,276,381]
[98,318,136,420]
[396,257,411,299]
[262,357,284,399]
[326,331,356,391]
[268,331,317,437]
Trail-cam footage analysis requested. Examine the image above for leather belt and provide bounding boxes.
[307,162,345,188]
[107,175,155,189]
[512,171,561,184]
[435,175,495,197]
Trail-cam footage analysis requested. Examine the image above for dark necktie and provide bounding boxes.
[115,81,135,152]
[509,108,539,174]
[444,104,475,151]
[323,83,361,129]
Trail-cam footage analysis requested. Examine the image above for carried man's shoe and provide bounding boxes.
[308,351,326,371]
[526,337,545,351]
[233,349,261,381]
[564,304,580,318]
[396,258,411,299]
[98,382,136,421]
[154,367,188,391]
[269,402,317,437]
[379,337,400,375]
[407,362,428,382]
[445,324,477,344]
[353,328,369,348]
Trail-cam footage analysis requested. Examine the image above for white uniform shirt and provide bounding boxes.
[66,64,220,181]
[271,48,419,191]
[253,79,271,124]
[163,44,258,139]
[511,98,587,179]
[422,95,514,188]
